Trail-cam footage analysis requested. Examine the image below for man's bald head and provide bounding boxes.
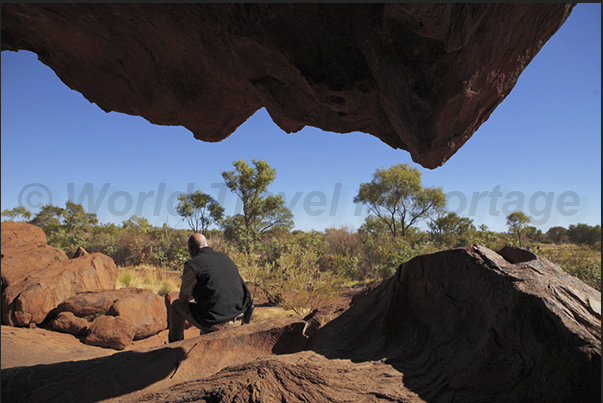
[187,233,208,256]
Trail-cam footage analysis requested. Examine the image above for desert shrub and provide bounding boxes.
[539,245,601,291]
[329,254,360,280]
[229,249,265,300]
[47,228,89,256]
[250,307,296,323]
[468,224,505,250]
[359,231,428,280]
[272,244,340,315]
[170,246,189,271]
[564,261,601,291]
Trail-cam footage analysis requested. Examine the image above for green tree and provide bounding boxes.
[506,212,531,248]
[428,212,476,247]
[221,159,293,250]
[546,226,568,244]
[353,163,446,237]
[175,190,224,233]
[122,215,153,233]
[1,206,31,222]
[524,226,543,245]
[63,201,99,232]
[30,204,66,232]
[255,195,294,234]
[567,223,601,248]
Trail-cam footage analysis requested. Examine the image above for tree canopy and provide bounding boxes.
[354,163,446,237]
[1,206,31,222]
[175,190,224,233]
[221,158,294,250]
[567,223,601,247]
[506,211,531,247]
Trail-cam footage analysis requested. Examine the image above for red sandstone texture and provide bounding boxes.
[2,245,599,403]
[1,223,117,327]
[0,4,574,168]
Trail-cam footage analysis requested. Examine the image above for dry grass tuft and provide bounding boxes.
[116,265,180,296]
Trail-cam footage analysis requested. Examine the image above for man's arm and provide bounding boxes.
[178,264,196,303]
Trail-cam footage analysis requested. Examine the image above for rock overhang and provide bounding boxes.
[0,3,576,169]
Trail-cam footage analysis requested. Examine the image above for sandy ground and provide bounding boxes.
[1,324,203,369]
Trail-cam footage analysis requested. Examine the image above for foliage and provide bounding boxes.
[1,206,31,222]
[428,212,476,247]
[29,201,98,234]
[267,244,340,315]
[175,190,224,233]
[29,204,65,233]
[358,229,433,280]
[506,211,531,247]
[546,226,568,244]
[63,200,98,232]
[4,159,600,315]
[353,163,445,237]
[221,158,294,251]
[539,245,601,291]
[564,261,601,292]
[468,224,503,251]
[567,223,601,248]
[122,215,153,233]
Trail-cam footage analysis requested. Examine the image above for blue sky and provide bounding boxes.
[1,3,601,233]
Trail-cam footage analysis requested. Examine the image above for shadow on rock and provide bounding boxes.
[307,245,601,403]
[1,346,188,403]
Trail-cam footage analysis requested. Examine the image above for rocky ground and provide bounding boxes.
[1,286,293,369]
[2,223,600,403]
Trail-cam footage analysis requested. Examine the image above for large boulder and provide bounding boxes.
[1,222,117,327]
[105,288,167,340]
[51,311,89,335]
[1,222,68,288]
[54,288,168,343]
[84,315,137,350]
[309,245,601,403]
[0,4,575,168]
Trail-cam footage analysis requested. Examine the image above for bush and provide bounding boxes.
[539,245,601,291]
[564,261,601,291]
[273,244,340,315]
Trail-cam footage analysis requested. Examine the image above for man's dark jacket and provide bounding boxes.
[186,246,252,327]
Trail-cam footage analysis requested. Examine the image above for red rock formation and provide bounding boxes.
[54,288,168,345]
[308,245,601,403]
[0,4,575,168]
[105,288,167,340]
[71,246,89,259]
[1,222,117,327]
[85,315,137,350]
[1,245,599,402]
[51,311,88,335]
[1,222,68,288]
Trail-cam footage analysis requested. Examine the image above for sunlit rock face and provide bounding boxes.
[1,4,574,168]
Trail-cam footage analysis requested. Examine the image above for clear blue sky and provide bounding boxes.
[1,3,601,233]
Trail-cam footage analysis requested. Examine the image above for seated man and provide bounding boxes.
[168,233,253,342]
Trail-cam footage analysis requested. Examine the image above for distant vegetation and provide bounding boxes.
[3,161,600,314]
